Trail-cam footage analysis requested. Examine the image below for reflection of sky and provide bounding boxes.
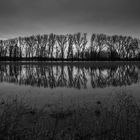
[0,82,140,108]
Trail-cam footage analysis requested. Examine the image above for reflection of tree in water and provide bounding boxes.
[90,65,138,88]
[0,64,139,89]
[0,65,21,83]
[73,66,87,89]
[67,65,74,88]
[57,65,66,87]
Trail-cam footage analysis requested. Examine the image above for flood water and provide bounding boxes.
[0,62,140,107]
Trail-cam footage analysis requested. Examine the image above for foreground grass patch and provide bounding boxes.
[0,93,140,140]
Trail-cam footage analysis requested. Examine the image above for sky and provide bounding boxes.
[0,0,140,40]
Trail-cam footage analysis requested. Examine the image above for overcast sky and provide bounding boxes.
[0,0,140,39]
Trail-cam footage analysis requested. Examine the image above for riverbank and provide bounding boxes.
[0,60,140,66]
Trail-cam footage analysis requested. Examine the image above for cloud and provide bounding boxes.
[0,0,140,39]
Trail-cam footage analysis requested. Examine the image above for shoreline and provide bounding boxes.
[0,60,140,66]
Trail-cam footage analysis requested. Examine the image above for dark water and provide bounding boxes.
[0,62,140,106]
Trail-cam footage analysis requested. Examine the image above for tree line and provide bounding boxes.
[0,33,140,61]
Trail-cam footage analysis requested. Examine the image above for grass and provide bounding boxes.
[0,92,140,140]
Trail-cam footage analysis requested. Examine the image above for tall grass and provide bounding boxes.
[0,92,140,140]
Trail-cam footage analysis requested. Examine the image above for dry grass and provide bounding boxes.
[0,92,140,140]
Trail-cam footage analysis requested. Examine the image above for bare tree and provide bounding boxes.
[25,36,36,59]
[106,36,118,60]
[42,35,49,58]
[67,34,74,60]
[129,38,139,58]
[18,37,26,59]
[8,39,19,58]
[56,35,67,60]
[0,40,3,58]
[80,33,87,60]
[73,33,87,60]
[48,34,56,59]
[35,35,49,58]
[90,34,97,59]
[96,34,107,59]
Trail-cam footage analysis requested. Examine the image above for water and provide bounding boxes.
[1,62,140,139]
[0,62,140,107]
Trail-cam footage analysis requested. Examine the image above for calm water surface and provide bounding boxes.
[0,62,140,107]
